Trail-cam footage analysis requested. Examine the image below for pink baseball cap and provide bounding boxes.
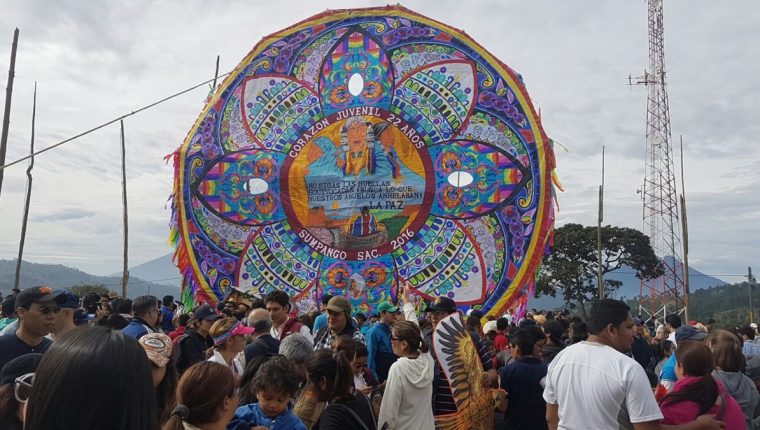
[212,321,254,345]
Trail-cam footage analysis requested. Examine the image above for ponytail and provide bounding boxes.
[419,338,430,354]
[161,416,183,430]
[660,373,718,415]
[161,405,189,430]
[306,349,356,404]
[332,351,354,403]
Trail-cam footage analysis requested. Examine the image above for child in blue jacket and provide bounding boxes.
[227,356,307,430]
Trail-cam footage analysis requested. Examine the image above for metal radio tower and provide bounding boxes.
[637,0,685,320]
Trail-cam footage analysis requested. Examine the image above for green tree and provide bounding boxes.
[536,223,663,320]
[69,283,112,297]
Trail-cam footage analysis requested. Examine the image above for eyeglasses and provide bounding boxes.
[39,306,61,315]
[14,373,34,403]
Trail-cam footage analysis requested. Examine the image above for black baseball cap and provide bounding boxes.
[426,296,457,313]
[191,304,220,322]
[15,286,66,309]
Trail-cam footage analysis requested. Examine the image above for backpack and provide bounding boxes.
[172,333,189,348]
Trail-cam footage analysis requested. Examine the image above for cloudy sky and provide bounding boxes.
[0,0,757,286]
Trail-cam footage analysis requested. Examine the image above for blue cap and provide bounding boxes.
[54,290,80,309]
[675,325,708,342]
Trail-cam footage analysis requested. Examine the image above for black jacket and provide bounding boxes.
[244,334,280,363]
[176,329,212,374]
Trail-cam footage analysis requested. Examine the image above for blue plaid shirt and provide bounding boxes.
[743,339,760,358]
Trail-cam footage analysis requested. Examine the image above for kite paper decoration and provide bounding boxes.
[433,312,494,429]
[169,5,557,318]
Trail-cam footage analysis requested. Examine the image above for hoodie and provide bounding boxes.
[227,402,307,430]
[660,375,744,430]
[378,352,435,430]
[712,369,760,430]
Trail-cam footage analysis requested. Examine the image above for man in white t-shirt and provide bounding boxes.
[543,299,723,430]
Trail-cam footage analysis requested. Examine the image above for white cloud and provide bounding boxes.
[0,0,758,281]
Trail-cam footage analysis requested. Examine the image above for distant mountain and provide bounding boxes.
[0,259,180,299]
[609,258,727,299]
[529,262,727,311]
[111,253,181,287]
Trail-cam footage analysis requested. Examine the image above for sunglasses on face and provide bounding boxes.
[14,373,34,403]
[38,306,61,315]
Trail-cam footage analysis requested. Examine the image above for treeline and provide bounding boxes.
[688,281,757,328]
[625,282,757,328]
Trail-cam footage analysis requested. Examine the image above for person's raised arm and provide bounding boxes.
[399,282,418,326]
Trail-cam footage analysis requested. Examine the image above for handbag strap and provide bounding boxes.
[715,392,729,421]
[330,403,371,430]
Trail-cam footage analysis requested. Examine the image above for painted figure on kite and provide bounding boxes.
[171,6,558,322]
[344,207,385,237]
[303,114,425,247]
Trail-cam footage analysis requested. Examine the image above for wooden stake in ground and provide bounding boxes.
[121,120,129,298]
[13,82,35,290]
[679,136,690,321]
[597,146,605,299]
[0,28,20,202]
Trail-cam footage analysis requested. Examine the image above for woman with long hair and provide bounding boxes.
[0,353,42,430]
[139,333,179,425]
[649,339,674,375]
[333,337,379,395]
[207,318,252,384]
[163,361,238,430]
[306,349,376,430]
[708,329,760,428]
[659,341,743,429]
[377,320,434,430]
[24,326,158,430]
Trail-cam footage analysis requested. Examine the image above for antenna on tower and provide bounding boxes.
[630,0,686,321]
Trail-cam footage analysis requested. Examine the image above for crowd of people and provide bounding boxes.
[0,283,758,429]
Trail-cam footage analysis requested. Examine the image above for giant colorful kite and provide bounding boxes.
[170,6,558,318]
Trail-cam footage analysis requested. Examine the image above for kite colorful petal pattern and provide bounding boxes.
[170,6,557,318]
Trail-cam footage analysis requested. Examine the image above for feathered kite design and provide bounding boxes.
[433,312,494,429]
